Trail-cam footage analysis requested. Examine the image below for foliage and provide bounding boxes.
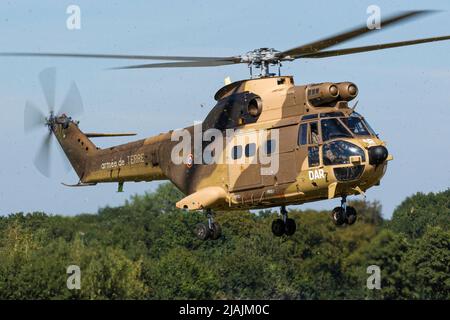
[0,185,448,299]
[388,189,450,239]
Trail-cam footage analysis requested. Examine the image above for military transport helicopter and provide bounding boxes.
[4,10,450,240]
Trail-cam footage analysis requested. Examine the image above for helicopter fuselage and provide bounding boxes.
[52,75,392,211]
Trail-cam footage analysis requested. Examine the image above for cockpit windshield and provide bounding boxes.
[321,118,352,141]
[340,113,371,136]
[301,112,377,143]
[354,112,377,136]
[340,112,376,136]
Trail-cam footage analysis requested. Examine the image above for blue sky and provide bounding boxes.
[0,0,449,218]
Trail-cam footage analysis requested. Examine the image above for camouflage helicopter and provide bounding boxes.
[4,10,450,240]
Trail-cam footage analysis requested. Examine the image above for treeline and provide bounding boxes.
[0,184,448,299]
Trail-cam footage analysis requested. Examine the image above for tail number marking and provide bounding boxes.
[308,169,325,180]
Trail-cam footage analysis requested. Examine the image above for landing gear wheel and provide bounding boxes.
[345,206,357,225]
[331,207,346,226]
[209,222,222,240]
[272,219,285,237]
[285,218,297,236]
[194,223,210,240]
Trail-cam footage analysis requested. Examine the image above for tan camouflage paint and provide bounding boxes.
[51,76,391,211]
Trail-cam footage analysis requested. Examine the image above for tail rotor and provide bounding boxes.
[24,67,84,177]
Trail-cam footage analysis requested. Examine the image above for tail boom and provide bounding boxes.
[52,118,167,184]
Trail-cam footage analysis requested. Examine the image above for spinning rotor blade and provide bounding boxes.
[279,10,435,59]
[34,133,53,178]
[112,60,239,70]
[56,140,73,174]
[39,67,56,112]
[58,82,84,117]
[0,52,236,62]
[27,68,84,178]
[300,35,450,58]
[1,11,449,75]
[24,101,46,134]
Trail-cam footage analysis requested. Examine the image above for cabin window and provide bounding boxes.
[232,145,242,160]
[265,139,276,155]
[245,143,256,157]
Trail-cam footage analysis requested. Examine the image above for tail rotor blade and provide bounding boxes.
[58,81,83,117]
[56,140,72,174]
[33,133,53,177]
[24,101,46,134]
[39,67,56,113]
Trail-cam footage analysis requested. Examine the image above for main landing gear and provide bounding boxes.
[272,205,297,237]
[331,196,357,226]
[194,209,222,241]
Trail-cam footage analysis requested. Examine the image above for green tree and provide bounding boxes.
[142,247,219,299]
[1,183,449,300]
[389,189,450,239]
[344,229,410,299]
[399,226,450,299]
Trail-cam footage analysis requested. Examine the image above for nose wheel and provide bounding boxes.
[194,209,222,241]
[272,206,297,237]
[331,196,357,226]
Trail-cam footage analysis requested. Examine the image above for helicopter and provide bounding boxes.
[3,10,450,240]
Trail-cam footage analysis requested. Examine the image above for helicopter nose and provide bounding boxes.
[368,146,388,165]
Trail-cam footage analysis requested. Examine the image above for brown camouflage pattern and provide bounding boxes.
[51,76,391,211]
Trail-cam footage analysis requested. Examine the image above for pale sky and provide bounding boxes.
[0,0,449,218]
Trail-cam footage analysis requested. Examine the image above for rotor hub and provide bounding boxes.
[239,48,284,78]
[45,111,56,131]
[240,48,281,65]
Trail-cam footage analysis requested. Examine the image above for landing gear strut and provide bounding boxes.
[331,196,357,226]
[272,205,297,237]
[194,209,222,241]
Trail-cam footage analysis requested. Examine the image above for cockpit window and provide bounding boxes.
[298,123,307,145]
[361,118,378,136]
[309,122,320,144]
[340,114,370,136]
[319,112,344,118]
[321,118,352,141]
[351,112,377,135]
[361,117,377,136]
[323,141,366,165]
[302,114,318,120]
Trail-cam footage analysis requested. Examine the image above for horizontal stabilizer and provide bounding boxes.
[61,182,97,187]
[85,132,137,138]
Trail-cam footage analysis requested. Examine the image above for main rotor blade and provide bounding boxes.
[0,52,237,62]
[34,133,53,178]
[58,82,83,117]
[300,35,450,58]
[112,60,239,70]
[39,67,56,113]
[280,10,436,59]
[24,101,46,134]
